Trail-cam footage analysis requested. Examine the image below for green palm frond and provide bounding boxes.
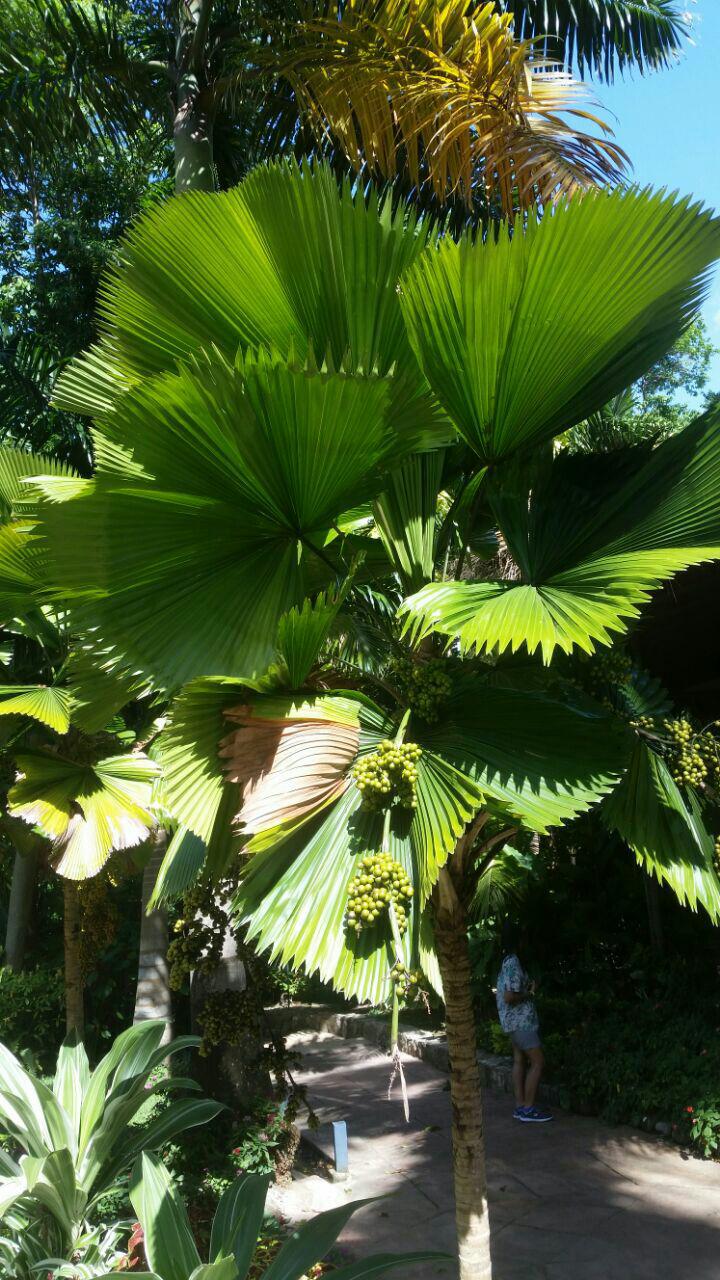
[8,749,158,879]
[53,160,435,420]
[42,351,432,687]
[0,0,159,162]
[504,1,688,79]
[373,453,445,592]
[418,671,630,831]
[400,186,720,466]
[0,685,73,733]
[603,740,720,919]
[0,444,76,522]
[401,408,720,661]
[470,844,531,919]
[276,0,626,211]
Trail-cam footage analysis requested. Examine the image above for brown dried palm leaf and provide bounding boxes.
[278,0,627,210]
[219,704,360,838]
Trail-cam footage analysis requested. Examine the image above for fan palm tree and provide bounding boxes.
[26,161,720,1278]
[1,0,685,200]
[0,444,159,1032]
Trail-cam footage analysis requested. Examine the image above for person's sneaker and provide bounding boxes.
[517,1106,554,1123]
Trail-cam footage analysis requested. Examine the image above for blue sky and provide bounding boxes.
[591,0,720,388]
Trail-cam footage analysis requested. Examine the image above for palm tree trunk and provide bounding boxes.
[434,871,491,1280]
[173,0,216,193]
[5,849,40,970]
[134,830,173,1045]
[63,879,84,1037]
[174,81,215,193]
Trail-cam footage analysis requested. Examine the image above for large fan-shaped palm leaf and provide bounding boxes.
[41,349,438,687]
[52,160,437,420]
[399,186,720,466]
[8,749,158,879]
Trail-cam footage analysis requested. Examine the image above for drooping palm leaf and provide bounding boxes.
[402,408,720,660]
[418,670,630,830]
[277,0,626,210]
[603,739,720,919]
[400,187,720,465]
[504,1,688,79]
[8,749,158,878]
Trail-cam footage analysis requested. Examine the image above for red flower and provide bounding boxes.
[685,1106,694,1114]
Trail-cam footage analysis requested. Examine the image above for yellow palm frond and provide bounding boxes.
[278,0,627,210]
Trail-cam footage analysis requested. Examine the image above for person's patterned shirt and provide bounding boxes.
[496,953,539,1033]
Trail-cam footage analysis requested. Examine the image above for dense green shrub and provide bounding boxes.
[0,965,65,1064]
[477,954,720,1158]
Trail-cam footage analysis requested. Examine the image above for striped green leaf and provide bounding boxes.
[603,740,720,919]
[400,188,720,464]
[8,750,158,879]
[0,684,73,732]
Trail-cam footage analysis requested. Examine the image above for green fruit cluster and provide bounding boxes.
[352,740,422,810]
[390,961,422,1001]
[78,872,119,977]
[714,835,720,878]
[665,718,711,789]
[345,853,413,936]
[167,873,238,991]
[390,657,452,723]
[196,990,253,1058]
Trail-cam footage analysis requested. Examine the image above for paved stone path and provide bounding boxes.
[268,1029,720,1280]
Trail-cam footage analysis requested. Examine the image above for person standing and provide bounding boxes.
[496,921,553,1123]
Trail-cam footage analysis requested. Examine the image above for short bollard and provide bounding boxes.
[331,1120,349,1181]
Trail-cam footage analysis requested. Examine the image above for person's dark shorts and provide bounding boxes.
[510,1028,542,1051]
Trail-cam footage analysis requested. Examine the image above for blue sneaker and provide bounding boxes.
[517,1106,553,1123]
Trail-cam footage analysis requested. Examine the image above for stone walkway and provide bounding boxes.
[269,1029,720,1280]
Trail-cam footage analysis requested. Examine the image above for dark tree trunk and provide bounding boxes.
[434,871,491,1280]
[63,879,84,1037]
[5,849,40,970]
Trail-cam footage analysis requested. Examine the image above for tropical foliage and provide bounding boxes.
[1,0,681,204]
[118,1149,446,1280]
[0,1021,222,1277]
[30,160,720,1005]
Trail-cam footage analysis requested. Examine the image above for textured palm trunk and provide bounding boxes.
[134,830,173,1045]
[434,883,491,1280]
[174,76,216,193]
[5,848,40,970]
[63,879,84,1037]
